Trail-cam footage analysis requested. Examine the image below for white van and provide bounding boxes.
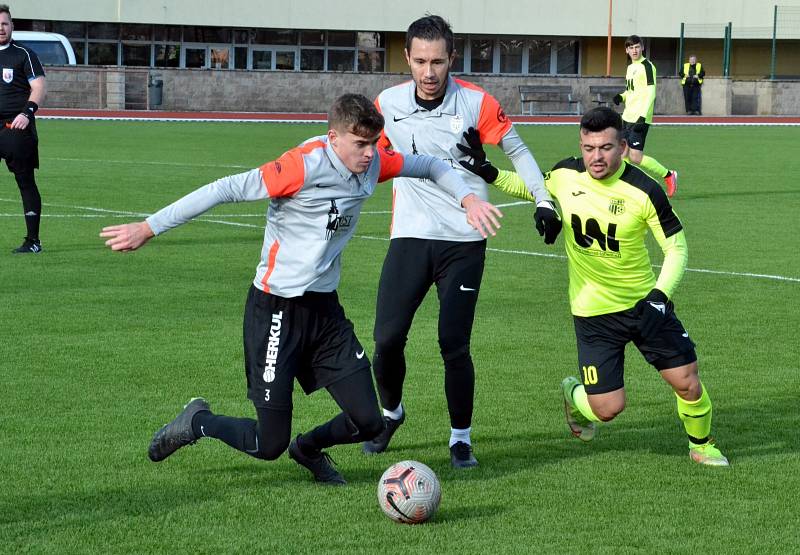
[12,31,77,65]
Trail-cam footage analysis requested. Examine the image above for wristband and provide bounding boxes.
[22,101,38,119]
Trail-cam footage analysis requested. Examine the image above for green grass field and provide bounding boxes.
[2,120,799,553]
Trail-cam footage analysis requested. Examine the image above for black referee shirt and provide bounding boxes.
[0,40,44,120]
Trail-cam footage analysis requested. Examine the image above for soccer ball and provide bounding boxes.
[377,460,441,524]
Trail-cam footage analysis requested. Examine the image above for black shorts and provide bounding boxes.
[573,304,697,394]
[0,120,39,174]
[243,285,370,410]
[622,120,649,151]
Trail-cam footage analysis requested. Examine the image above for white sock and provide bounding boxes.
[383,403,404,421]
[449,427,471,448]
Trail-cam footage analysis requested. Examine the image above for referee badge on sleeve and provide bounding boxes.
[2,68,12,83]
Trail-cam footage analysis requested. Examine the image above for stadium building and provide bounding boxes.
[13,0,800,115]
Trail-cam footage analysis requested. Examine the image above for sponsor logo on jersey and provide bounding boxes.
[450,114,464,134]
[497,107,508,123]
[263,311,284,383]
[608,198,625,215]
[2,68,12,83]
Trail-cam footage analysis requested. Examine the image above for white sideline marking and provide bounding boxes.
[2,198,797,283]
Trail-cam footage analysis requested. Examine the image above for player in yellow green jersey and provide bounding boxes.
[612,35,679,198]
[455,107,728,466]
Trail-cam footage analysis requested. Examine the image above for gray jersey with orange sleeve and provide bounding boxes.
[376,76,549,241]
[146,135,471,298]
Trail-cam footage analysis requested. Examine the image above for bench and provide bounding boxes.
[589,85,625,107]
[519,85,581,115]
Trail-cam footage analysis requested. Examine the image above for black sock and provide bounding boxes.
[298,412,357,454]
[192,411,259,453]
[15,172,41,241]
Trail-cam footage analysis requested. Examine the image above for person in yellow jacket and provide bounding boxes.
[679,55,705,115]
[613,35,679,197]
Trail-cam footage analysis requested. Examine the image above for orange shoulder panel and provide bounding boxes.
[259,140,325,198]
[378,147,405,183]
[455,79,512,145]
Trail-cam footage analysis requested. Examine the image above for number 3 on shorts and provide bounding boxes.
[581,365,598,385]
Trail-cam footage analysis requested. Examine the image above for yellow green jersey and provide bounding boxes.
[493,159,688,317]
[621,57,657,124]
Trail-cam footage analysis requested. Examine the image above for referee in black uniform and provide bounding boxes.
[0,5,46,254]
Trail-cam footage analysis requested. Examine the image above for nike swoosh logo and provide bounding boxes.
[200,425,205,437]
[315,183,336,188]
[393,115,409,122]
[632,142,641,146]
[356,350,365,359]
[245,437,260,454]
[572,191,586,196]
[682,332,689,338]
[459,285,476,292]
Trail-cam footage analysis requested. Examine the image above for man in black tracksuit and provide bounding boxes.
[0,4,46,253]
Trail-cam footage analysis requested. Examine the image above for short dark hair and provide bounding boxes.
[406,14,454,55]
[0,5,11,18]
[328,93,384,137]
[580,107,623,136]
[625,35,642,48]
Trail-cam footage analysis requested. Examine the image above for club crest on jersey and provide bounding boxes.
[450,115,464,134]
[2,68,12,83]
[609,198,625,215]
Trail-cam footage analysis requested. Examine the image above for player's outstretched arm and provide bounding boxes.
[395,152,503,237]
[461,193,503,238]
[100,221,155,252]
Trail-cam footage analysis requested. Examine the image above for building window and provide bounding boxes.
[528,40,552,74]
[184,27,231,43]
[327,49,354,71]
[185,48,206,68]
[234,46,248,69]
[451,36,465,73]
[88,23,119,40]
[252,50,272,70]
[154,26,182,42]
[122,43,151,66]
[121,24,152,41]
[252,29,297,45]
[556,40,579,74]
[301,30,325,47]
[470,38,493,73]
[358,50,384,72]
[88,42,118,65]
[327,31,355,47]
[155,45,180,67]
[500,38,524,73]
[210,47,230,69]
[301,49,324,71]
[275,51,295,70]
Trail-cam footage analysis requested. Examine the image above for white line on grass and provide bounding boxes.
[45,156,250,170]
[3,198,797,283]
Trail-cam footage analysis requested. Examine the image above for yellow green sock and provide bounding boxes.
[572,383,601,423]
[676,383,712,441]
[629,155,669,182]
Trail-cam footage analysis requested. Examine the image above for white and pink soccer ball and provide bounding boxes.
[377,460,441,524]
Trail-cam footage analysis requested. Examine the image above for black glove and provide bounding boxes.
[635,288,669,338]
[612,94,623,106]
[534,200,562,245]
[456,127,498,183]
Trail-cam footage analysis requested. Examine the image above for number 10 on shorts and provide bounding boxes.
[581,365,598,385]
